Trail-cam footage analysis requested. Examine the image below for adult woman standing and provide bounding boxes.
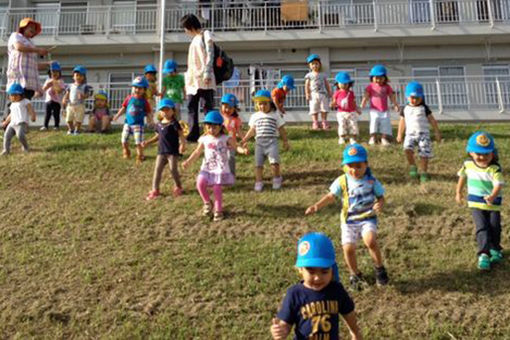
[7,18,49,100]
[180,14,216,142]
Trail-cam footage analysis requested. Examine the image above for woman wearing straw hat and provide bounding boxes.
[7,18,50,100]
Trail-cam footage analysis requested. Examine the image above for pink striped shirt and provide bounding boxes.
[7,32,41,92]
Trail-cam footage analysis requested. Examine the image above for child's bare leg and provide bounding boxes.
[311,113,319,124]
[271,163,281,178]
[320,111,328,122]
[88,116,96,132]
[255,166,263,182]
[75,122,82,132]
[342,243,359,275]
[420,157,429,173]
[405,149,416,166]
[362,231,383,267]
[101,116,110,132]
[122,142,130,158]
[136,144,143,158]
[67,121,74,132]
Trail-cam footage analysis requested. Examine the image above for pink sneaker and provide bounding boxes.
[322,121,331,130]
[146,189,160,201]
[173,187,183,197]
[312,121,320,130]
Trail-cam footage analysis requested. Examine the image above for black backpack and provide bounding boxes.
[202,35,234,84]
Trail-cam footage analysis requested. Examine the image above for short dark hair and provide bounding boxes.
[180,14,202,31]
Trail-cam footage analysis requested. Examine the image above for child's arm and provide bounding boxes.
[27,103,36,122]
[42,79,53,91]
[455,176,466,204]
[325,78,333,98]
[305,193,336,215]
[159,85,166,98]
[305,79,311,101]
[241,126,256,147]
[2,114,11,128]
[396,117,405,143]
[390,92,399,112]
[342,311,363,340]
[141,132,159,148]
[427,114,442,142]
[62,90,69,107]
[270,317,291,340]
[226,136,236,150]
[182,142,204,170]
[279,126,290,151]
[373,196,384,213]
[272,93,285,114]
[360,90,369,109]
[485,184,503,205]
[353,95,362,115]
[112,107,126,121]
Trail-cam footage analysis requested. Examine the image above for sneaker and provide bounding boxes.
[272,176,282,190]
[312,121,320,130]
[73,130,80,135]
[368,136,376,145]
[213,211,224,222]
[321,121,330,130]
[40,126,47,131]
[409,165,418,179]
[375,266,389,286]
[489,249,503,264]
[146,189,160,201]
[338,137,346,145]
[53,127,59,130]
[254,181,264,192]
[381,138,391,146]
[173,187,183,197]
[420,173,430,183]
[1,150,8,156]
[349,273,366,291]
[67,130,73,135]
[202,201,213,216]
[478,253,491,270]
[349,138,357,144]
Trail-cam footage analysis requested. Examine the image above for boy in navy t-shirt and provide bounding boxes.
[271,232,362,340]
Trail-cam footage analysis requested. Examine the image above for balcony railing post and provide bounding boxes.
[317,1,322,32]
[436,78,443,114]
[264,2,267,33]
[211,3,215,33]
[54,7,60,38]
[495,77,505,113]
[106,5,112,36]
[487,0,494,27]
[429,0,436,30]
[3,8,9,40]
[373,0,378,31]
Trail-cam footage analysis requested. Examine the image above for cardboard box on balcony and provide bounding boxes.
[281,0,309,22]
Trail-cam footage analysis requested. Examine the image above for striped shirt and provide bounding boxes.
[7,32,41,92]
[458,159,504,211]
[248,111,285,139]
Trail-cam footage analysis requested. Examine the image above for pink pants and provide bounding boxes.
[197,175,223,212]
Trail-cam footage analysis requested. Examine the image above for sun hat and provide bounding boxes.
[342,143,368,165]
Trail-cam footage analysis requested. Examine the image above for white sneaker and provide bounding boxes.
[272,177,282,190]
[381,138,391,146]
[40,126,47,131]
[254,181,264,192]
[67,130,73,135]
[350,138,357,144]
[338,137,346,145]
[73,130,80,135]
[368,137,376,145]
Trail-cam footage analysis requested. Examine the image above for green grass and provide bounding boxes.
[0,123,509,339]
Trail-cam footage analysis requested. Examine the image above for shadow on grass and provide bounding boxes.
[284,169,340,186]
[45,142,112,152]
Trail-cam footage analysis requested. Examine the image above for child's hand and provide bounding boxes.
[484,194,496,205]
[236,146,249,155]
[283,141,290,151]
[305,204,318,215]
[455,192,463,205]
[356,108,362,115]
[373,200,384,213]
[270,317,289,340]
[1,121,8,129]
[396,135,403,144]
[181,160,189,170]
[31,116,36,122]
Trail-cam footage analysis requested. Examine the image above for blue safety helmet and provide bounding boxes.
[204,110,224,125]
[132,76,149,88]
[342,143,368,165]
[252,89,272,102]
[158,98,176,110]
[163,59,178,74]
[221,93,238,107]
[73,65,87,76]
[7,83,24,95]
[466,131,495,154]
[335,72,354,85]
[306,54,321,64]
[278,75,295,90]
[405,81,424,99]
[50,61,61,72]
[144,64,157,74]
[369,64,387,77]
[295,232,336,268]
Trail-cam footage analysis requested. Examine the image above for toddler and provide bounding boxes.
[161,59,186,118]
[331,72,361,145]
[144,64,159,124]
[270,232,362,340]
[112,76,153,163]
[360,65,399,146]
[41,61,65,130]
[182,110,235,222]
[456,131,504,270]
[220,93,247,176]
[306,144,389,290]
[271,75,295,115]
[305,54,332,130]
[2,83,36,155]
[396,81,441,182]
[62,65,93,135]
[88,90,111,133]
[241,89,290,192]
[143,98,186,200]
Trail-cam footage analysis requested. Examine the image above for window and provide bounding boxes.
[109,73,134,110]
[413,66,467,109]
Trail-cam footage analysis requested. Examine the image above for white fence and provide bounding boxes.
[2,76,509,120]
[1,0,510,38]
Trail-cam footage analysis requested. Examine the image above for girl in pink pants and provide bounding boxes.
[182,110,235,221]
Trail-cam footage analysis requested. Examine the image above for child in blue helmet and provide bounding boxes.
[305,54,333,130]
[271,75,295,115]
[331,71,362,145]
[161,60,186,119]
[241,89,290,192]
[144,64,159,121]
[306,144,389,290]
[396,81,441,183]
[112,76,153,163]
[62,65,93,135]
[88,90,111,133]
[143,98,186,200]
[271,232,361,340]
[220,93,247,176]
[2,83,36,155]
[182,110,235,221]
[360,65,399,146]
[456,131,504,270]
[41,61,65,130]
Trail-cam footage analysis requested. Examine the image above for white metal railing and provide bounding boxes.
[2,1,510,39]
[1,77,509,119]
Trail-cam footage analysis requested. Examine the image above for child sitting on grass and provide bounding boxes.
[305,144,389,290]
[271,232,362,340]
[456,131,504,271]
[143,99,186,200]
[271,75,295,116]
[88,90,111,133]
